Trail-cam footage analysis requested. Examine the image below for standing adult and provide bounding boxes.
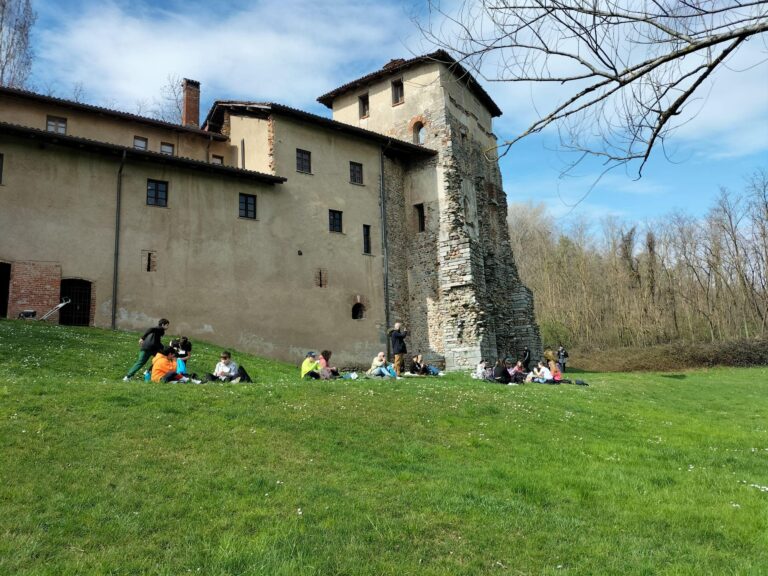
[123,318,170,381]
[522,346,531,372]
[390,322,408,377]
[557,345,569,373]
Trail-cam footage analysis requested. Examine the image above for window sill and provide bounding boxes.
[329,230,345,235]
[297,170,313,175]
[392,101,404,107]
[349,181,365,187]
[362,252,375,257]
[238,217,259,221]
[359,115,369,120]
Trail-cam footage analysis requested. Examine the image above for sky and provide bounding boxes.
[28,0,768,226]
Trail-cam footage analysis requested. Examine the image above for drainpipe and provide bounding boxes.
[379,144,391,352]
[111,150,127,329]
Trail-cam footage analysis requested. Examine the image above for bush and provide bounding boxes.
[572,339,768,372]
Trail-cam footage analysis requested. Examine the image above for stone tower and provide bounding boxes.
[319,51,541,369]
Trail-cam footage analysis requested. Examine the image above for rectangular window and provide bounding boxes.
[349,161,363,185]
[0,153,4,184]
[46,116,67,134]
[359,93,369,118]
[160,142,175,155]
[391,79,404,105]
[133,136,148,150]
[142,250,157,272]
[296,148,312,173]
[147,179,168,207]
[211,154,224,165]
[239,193,257,219]
[329,209,343,233]
[363,224,371,254]
[415,203,425,232]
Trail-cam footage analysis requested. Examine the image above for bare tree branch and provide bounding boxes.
[421,0,768,176]
[0,0,36,88]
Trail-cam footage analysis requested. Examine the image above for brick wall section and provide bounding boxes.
[7,261,62,321]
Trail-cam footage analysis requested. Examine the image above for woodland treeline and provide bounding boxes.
[508,170,768,350]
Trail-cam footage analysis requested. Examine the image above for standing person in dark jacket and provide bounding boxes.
[122,318,170,381]
[522,346,531,371]
[557,345,569,373]
[390,322,408,377]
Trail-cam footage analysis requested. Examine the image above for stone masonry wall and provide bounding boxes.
[357,64,542,370]
[442,109,542,363]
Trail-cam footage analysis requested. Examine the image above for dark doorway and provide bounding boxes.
[60,279,92,326]
[0,263,10,318]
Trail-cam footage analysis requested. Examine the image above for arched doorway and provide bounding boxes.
[59,279,92,326]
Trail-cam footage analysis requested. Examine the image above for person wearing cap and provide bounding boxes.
[301,351,321,379]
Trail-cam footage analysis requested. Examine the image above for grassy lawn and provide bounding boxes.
[1,319,767,575]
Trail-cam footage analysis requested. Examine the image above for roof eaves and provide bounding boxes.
[267,103,437,158]
[316,50,502,118]
[0,121,285,184]
[0,86,228,140]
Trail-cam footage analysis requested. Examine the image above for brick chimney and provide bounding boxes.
[182,78,200,128]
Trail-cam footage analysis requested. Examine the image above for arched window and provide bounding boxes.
[413,122,425,145]
[352,303,365,320]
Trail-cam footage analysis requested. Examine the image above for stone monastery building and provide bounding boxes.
[0,51,541,370]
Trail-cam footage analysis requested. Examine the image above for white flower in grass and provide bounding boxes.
[297,508,303,516]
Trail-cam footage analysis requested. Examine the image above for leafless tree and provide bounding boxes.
[0,0,36,88]
[150,73,183,124]
[422,1,768,175]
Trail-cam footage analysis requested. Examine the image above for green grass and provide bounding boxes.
[1,319,767,575]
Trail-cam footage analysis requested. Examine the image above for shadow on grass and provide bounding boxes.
[661,374,687,380]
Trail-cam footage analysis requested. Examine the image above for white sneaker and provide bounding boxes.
[191,379,202,384]
[122,376,130,382]
[179,376,190,383]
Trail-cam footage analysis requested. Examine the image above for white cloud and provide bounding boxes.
[33,0,416,112]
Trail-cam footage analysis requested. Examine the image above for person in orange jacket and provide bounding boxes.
[151,346,188,383]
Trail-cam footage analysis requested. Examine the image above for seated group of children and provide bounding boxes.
[300,351,442,380]
[149,340,252,384]
[473,358,563,385]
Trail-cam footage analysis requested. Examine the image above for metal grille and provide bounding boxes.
[59,279,91,326]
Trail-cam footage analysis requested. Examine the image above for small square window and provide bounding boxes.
[133,136,148,150]
[391,79,404,105]
[147,179,168,207]
[46,116,67,134]
[160,142,174,155]
[363,224,371,254]
[296,149,312,173]
[359,94,369,118]
[350,161,363,185]
[211,155,224,165]
[239,193,257,219]
[329,209,343,233]
[415,203,425,232]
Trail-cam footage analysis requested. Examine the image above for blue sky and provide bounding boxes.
[29,0,768,224]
